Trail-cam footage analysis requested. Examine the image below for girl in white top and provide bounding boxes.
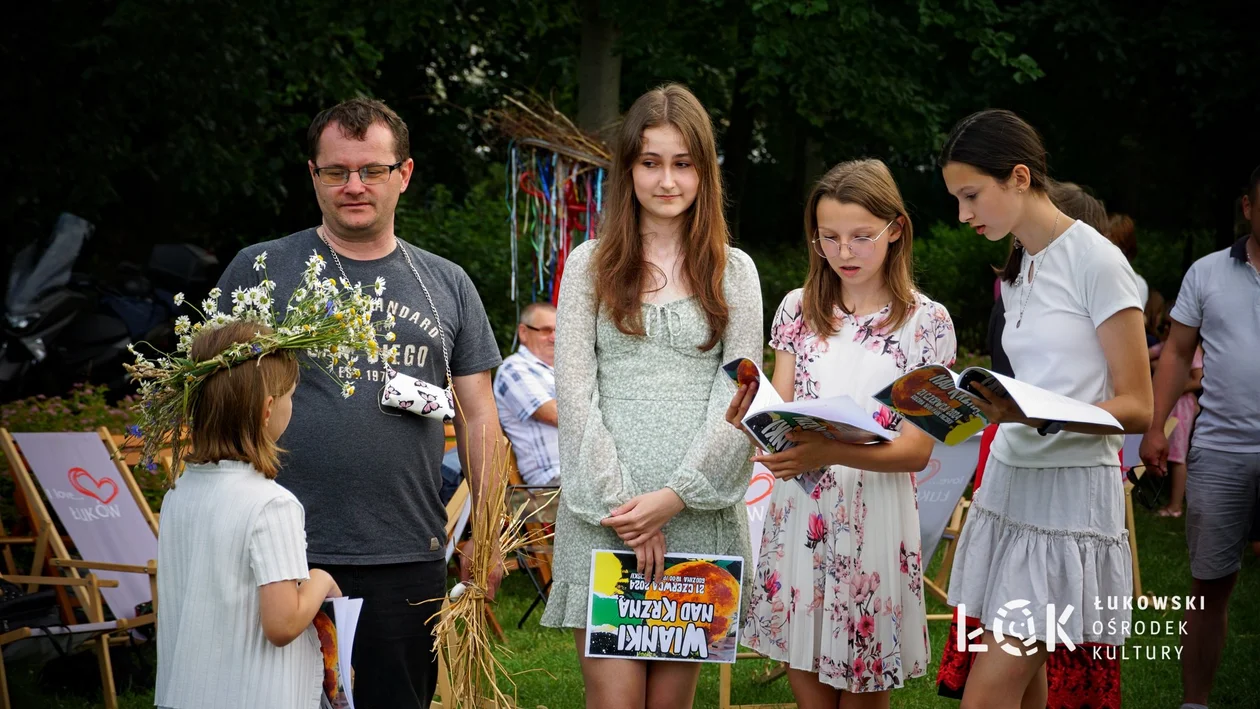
[156,320,340,709]
[728,160,956,708]
[938,109,1153,709]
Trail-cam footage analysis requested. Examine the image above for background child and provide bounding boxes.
[155,320,341,709]
[730,159,956,708]
[1149,302,1205,517]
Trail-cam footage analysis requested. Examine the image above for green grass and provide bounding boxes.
[11,503,1260,707]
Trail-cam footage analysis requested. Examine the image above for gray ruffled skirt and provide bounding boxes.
[947,458,1133,645]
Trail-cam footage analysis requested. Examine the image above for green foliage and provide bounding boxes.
[396,172,527,354]
[743,240,810,336]
[1132,229,1220,308]
[914,222,1009,353]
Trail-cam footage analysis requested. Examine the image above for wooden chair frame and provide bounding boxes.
[0,427,158,709]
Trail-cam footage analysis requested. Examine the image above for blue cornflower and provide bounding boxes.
[126,424,143,438]
[144,458,158,472]
[325,300,335,316]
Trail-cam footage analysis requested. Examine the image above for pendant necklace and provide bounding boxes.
[1015,211,1061,329]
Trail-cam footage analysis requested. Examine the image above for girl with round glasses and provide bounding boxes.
[729,159,956,707]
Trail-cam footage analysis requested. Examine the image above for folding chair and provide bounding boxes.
[505,476,558,630]
[0,428,158,709]
[0,569,154,709]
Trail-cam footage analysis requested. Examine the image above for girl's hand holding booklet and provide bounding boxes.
[873,364,1122,445]
[722,358,893,495]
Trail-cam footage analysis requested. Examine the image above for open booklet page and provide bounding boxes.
[314,596,364,709]
[723,358,893,495]
[874,364,1120,445]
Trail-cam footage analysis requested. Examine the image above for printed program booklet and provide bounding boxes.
[873,364,1121,445]
[723,357,893,495]
[585,549,743,664]
[314,596,364,709]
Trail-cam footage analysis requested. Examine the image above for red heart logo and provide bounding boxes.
[68,467,119,505]
[918,459,942,485]
[745,470,775,506]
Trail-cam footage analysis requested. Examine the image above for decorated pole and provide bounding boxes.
[492,97,611,319]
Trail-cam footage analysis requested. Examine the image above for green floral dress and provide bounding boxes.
[540,239,763,629]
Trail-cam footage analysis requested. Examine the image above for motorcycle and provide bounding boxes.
[1,213,219,402]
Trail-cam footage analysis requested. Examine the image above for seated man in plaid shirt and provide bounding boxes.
[440,303,558,500]
[492,302,559,486]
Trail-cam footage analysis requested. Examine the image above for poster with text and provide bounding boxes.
[585,550,743,663]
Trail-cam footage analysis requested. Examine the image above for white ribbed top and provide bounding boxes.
[155,460,322,709]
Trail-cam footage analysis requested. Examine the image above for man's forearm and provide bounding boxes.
[459,413,507,503]
[1150,350,1193,431]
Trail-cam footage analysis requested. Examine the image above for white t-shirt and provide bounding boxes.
[1133,272,1149,310]
[991,221,1142,468]
[156,460,322,709]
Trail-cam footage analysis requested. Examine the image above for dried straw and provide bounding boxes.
[430,424,557,708]
[490,94,612,169]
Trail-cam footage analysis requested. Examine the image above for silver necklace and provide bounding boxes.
[317,227,453,387]
[1015,212,1061,329]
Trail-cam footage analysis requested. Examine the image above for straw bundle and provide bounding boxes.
[490,94,612,169]
[431,431,557,708]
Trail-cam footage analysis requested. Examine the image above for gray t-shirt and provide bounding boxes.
[1169,236,1260,453]
[215,228,502,564]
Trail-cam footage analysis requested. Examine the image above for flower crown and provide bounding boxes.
[124,250,398,474]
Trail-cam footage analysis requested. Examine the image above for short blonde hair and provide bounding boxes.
[183,321,299,480]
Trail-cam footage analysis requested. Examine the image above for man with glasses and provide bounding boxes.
[493,302,560,486]
[214,97,504,709]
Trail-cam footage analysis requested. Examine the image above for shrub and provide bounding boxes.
[913,222,1009,354]
[1131,228,1218,306]
[396,171,537,354]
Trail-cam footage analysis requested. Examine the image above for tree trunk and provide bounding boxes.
[578,0,621,140]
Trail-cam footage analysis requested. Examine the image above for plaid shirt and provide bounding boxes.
[493,346,559,485]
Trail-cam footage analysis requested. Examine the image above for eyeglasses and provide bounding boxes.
[523,324,556,336]
[313,161,404,186]
[812,220,895,259]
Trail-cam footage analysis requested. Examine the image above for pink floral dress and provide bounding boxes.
[741,288,956,693]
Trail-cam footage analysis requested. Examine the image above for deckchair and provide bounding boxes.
[0,428,158,709]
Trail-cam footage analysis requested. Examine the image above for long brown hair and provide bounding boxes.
[802,159,918,338]
[183,321,299,481]
[592,84,729,351]
[939,109,1051,284]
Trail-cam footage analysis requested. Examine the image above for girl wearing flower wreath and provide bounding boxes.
[728,159,957,707]
[938,109,1152,709]
[133,259,390,709]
